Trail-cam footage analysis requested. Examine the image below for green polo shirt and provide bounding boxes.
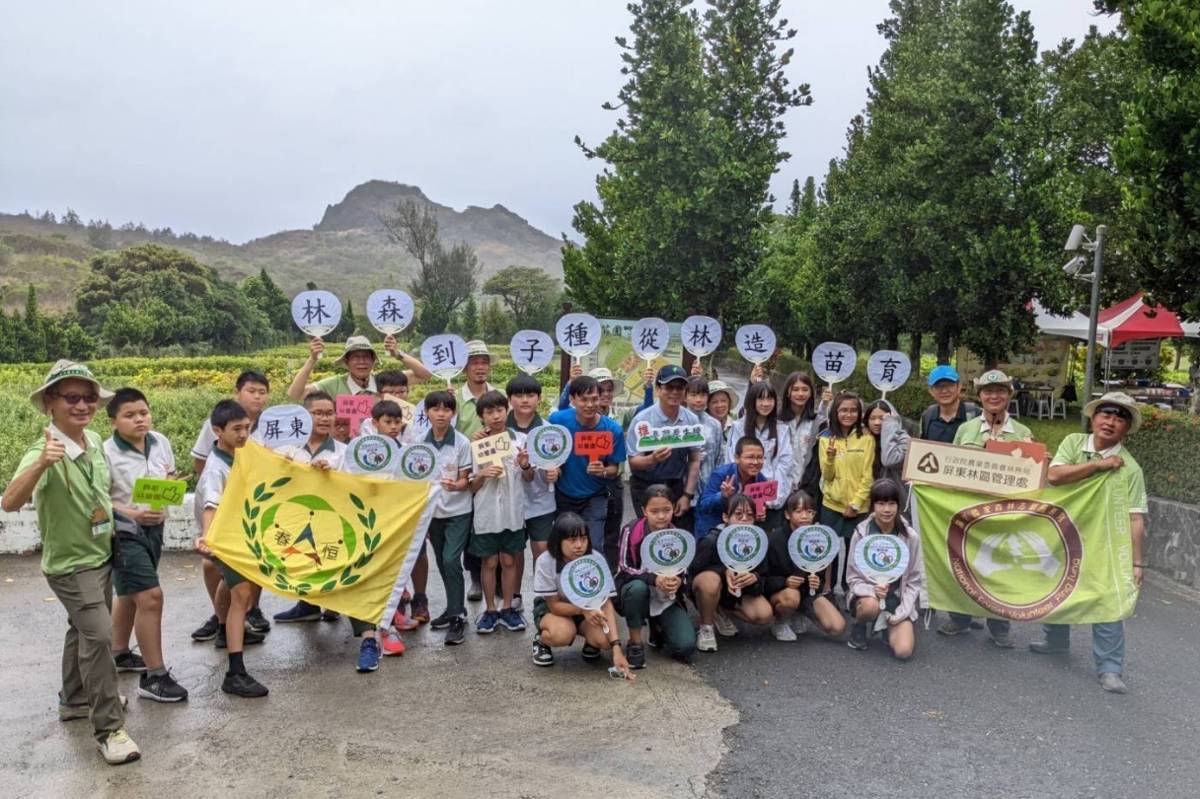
[13,428,114,576]
[952,414,1032,448]
[1051,433,1148,514]
[314,373,377,397]
[455,382,497,438]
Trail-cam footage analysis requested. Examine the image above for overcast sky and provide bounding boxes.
[0,1,1116,244]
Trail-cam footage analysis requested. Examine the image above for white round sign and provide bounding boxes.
[291,290,342,337]
[254,404,312,450]
[510,330,555,374]
[681,315,722,357]
[403,398,456,443]
[716,524,769,572]
[397,443,437,481]
[365,289,414,335]
[527,424,572,469]
[639,528,696,576]
[867,350,912,393]
[735,324,777,364]
[558,553,614,610]
[812,341,857,384]
[420,333,468,381]
[787,525,842,574]
[344,434,401,477]
[555,313,601,358]
[853,533,911,584]
[631,317,670,360]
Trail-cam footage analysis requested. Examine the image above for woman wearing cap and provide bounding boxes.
[706,380,739,445]
[1030,393,1147,694]
[2,361,140,764]
[286,334,432,401]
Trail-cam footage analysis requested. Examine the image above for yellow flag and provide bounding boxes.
[205,441,432,623]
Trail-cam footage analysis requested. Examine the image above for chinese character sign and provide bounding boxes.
[633,421,706,452]
[866,350,912,394]
[735,324,777,365]
[812,341,857,384]
[631,317,670,360]
[471,432,513,470]
[509,329,555,374]
[335,394,375,438]
[254,404,313,450]
[366,289,414,335]
[681,315,722,357]
[420,333,468,382]
[573,430,614,462]
[291,290,342,337]
[555,313,601,358]
[131,478,188,509]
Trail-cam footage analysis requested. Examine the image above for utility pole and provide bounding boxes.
[1080,225,1106,432]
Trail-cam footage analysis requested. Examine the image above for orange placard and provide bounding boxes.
[984,439,1049,465]
[574,431,614,462]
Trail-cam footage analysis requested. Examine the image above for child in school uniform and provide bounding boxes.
[103,387,188,703]
[615,484,697,669]
[505,373,559,612]
[531,512,634,679]
[764,489,847,643]
[469,390,533,634]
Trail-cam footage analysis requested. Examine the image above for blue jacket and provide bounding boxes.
[694,462,765,540]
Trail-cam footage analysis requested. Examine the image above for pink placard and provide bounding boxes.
[744,480,779,516]
[336,394,375,437]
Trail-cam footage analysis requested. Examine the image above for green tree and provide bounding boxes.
[86,219,114,250]
[480,297,514,344]
[381,200,479,335]
[482,266,559,329]
[333,299,358,339]
[241,268,293,335]
[457,294,480,340]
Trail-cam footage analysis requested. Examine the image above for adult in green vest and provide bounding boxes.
[286,334,432,401]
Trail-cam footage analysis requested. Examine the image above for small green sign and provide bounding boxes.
[132,477,188,509]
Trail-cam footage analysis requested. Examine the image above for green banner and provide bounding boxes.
[913,473,1138,624]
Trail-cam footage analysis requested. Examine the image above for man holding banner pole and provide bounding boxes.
[1029,392,1147,694]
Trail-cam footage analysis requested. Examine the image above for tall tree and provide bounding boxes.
[381,200,478,335]
[482,266,559,329]
[241,268,293,335]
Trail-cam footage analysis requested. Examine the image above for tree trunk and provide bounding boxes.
[887,330,900,350]
[936,330,952,364]
[908,331,923,367]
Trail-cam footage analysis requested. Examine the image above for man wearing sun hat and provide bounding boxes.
[286,333,433,400]
[1029,392,1147,694]
[1,361,140,764]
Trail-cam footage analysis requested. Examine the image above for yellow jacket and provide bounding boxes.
[818,430,875,514]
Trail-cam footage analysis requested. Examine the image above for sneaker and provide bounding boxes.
[626,642,646,670]
[221,671,268,698]
[647,619,664,649]
[714,608,738,637]
[937,619,972,636]
[444,617,466,646]
[476,610,499,635]
[356,638,381,672]
[511,595,524,612]
[410,595,431,624]
[581,643,601,660]
[59,693,127,722]
[137,670,188,703]
[467,579,483,602]
[1098,672,1127,694]
[771,620,798,642]
[430,611,456,630]
[215,626,265,649]
[532,641,554,667]
[321,609,340,622]
[245,606,271,633]
[847,623,869,651]
[379,629,406,656]
[273,601,321,623]
[391,610,420,632]
[789,614,810,636]
[1029,639,1070,655]
[990,632,1016,649]
[114,651,147,672]
[696,624,718,652]
[190,614,219,642]
[97,728,140,765]
[498,608,527,632]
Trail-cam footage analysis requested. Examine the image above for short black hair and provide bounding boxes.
[506,373,542,397]
[568,375,600,398]
[549,512,592,571]
[235,370,269,391]
[106,387,148,419]
[476,389,509,415]
[734,435,765,457]
[870,478,904,507]
[372,399,403,421]
[211,399,249,429]
[423,390,456,412]
[723,493,756,520]
[641,483,673,505]
[686,376,710,395]
[303,390,334,408]
[377,370,409,390]
[784,489,816,515]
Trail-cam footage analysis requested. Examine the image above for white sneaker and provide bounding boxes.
[789,614,809,636]
[97,728,140,765]
[511,596,523,612]
[714,608,738,637]
[696,624,718,652]
[771,620,798,642]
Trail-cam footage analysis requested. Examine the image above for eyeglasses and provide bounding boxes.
[51,392,99,406]
[310,410,336,418]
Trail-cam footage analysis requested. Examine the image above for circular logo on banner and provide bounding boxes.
[812,341,857,384]
[640,528,696,576]
[946,498,1083,620]
[346,434,400,476]
[558,553,613,610]
[555,313,601,358]
[510,330,555,374]
[366,289,414,335]
[397,443,437,481]
[681,315,723,357]
[291,290,342,337]
[420,333,468,382]
[867,350,912,393]
[630,317,670,360]
[527,424,572,469]
[787,524,841,573]
[735,324,777,364]
[716,524,768,572]
[854,534,910,584]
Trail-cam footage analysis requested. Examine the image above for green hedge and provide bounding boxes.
[1125,407,1200,504]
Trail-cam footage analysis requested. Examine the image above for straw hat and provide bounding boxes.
[1083,391,1142,434]
[29,360,113,413]
[335,336,378,367]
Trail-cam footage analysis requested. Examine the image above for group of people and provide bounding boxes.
[2,335,1149,766]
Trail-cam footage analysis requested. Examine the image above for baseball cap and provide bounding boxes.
[588,367,615,384]
[655,364,688,386]
[927,365,960,387]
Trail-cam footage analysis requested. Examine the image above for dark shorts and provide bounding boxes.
[112,523,163,596]
[213,557,246,589]
[525,512,555,543]
[532,596,584,632]
[468,528,525,557]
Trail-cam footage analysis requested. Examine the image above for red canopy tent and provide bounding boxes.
[1095,292,1200,348]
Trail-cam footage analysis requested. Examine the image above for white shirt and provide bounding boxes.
[190,419,216,462]
[279,437,347,470]
[103,430,176,507]
[426,428,473,518]
[472,430,527,535]
[512,417,557,520]
[533,550,562,597]
[193,448,234,530]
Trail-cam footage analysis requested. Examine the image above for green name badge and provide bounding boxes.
[132,478,188,509]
